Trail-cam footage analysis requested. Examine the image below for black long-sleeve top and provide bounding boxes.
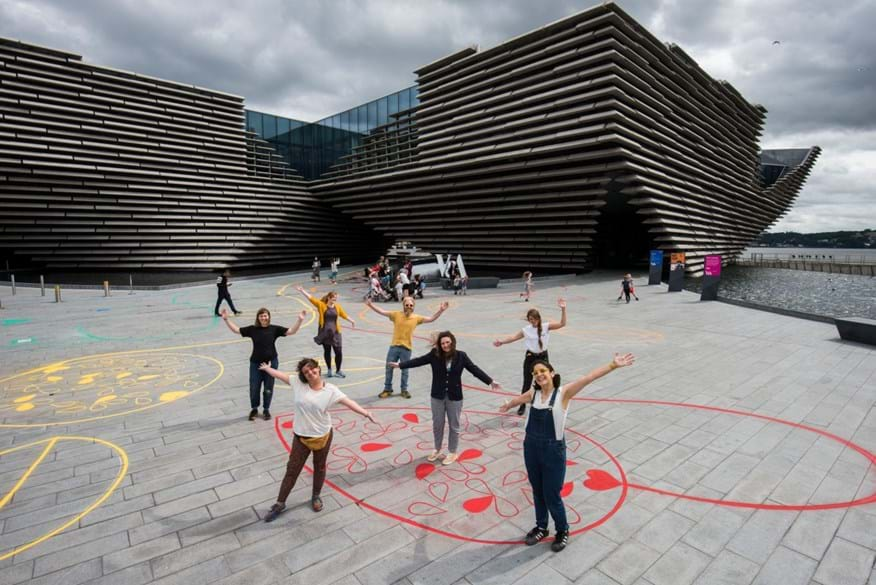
[398,350,493,401]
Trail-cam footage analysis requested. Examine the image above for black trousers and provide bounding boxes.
[214,290,238,315]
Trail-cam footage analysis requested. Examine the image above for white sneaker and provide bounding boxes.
[427,450,442,462]
[442,453,458,465]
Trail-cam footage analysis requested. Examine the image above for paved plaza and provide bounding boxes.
[0,270,874,585]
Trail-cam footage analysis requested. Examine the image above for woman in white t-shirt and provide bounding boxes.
[499,353,634,552]
[493,298,567,415]
[259,357,377,522]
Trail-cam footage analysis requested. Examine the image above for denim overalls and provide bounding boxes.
[523,386,569,532]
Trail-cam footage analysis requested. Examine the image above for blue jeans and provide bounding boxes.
[249,358,277,410]
[384,345,411,391]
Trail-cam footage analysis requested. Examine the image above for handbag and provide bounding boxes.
[298,431,331,451]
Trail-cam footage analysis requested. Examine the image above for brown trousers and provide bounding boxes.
[277,430,334,504]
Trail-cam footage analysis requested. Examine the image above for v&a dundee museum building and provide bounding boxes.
[0,3,820,276]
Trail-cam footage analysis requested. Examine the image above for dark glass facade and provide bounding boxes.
[245,86,418,180]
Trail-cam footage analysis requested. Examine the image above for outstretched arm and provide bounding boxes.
[548,298,567,330]
[499,389,534,412]
[462,353,502,390]
[421,301,449,324]
[258,362,292,385]
[389,352,432,370]
[338,397,377,423]
[364,298,392,317]
[493,330,524,347]
[284,310,308,336]
[564,353,635,400]
[221,309,241,334]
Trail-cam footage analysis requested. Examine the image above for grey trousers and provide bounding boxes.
[431,397,463,453]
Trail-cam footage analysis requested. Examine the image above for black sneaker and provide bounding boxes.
[264,503,286,522]
[263,410,271,421]
[517,404,526,416]
[551,530,569,552]
[248,409,258,421]
[524,526,549,546]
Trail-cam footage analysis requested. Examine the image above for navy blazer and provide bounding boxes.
[398,350,492,401]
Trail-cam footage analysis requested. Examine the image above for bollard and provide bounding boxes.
[129,274,134,295]
[10,274,15,295]
[54,285,61,303]
[103,280,110,297]
[40,275,45,296]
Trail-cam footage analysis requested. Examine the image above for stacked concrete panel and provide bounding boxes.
[0,38,380,271]
[313,3,820,273]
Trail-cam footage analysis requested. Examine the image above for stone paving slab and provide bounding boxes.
[0,269,874,584]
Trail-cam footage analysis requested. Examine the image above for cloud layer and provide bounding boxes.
[2,0,873,232]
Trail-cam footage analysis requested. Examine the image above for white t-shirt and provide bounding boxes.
[399,272,410,285]
[524,385,569,440]
[522,324,550,353]
[331,260,339,271]
[290,380,347,437]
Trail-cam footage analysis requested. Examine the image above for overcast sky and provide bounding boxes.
[2,0,873,233]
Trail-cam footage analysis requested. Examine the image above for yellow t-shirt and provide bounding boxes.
[389,311,424,349]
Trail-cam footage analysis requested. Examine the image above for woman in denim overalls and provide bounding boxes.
[500,353,634,551]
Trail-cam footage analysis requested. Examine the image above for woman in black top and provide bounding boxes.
[222,307,306,421]
[389,331,501,465]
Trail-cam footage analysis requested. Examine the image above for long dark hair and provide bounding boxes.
[526,308,544,350]
[296,357,320,384]
[433,331,457,362]
[530,359,561,391]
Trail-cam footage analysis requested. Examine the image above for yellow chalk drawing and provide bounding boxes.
[0,436,128,561]
[0,351,223,427]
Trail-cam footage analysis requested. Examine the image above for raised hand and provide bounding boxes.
[557,297,567,309]
[492,339,503,347]
[439,301,450,311]
[298,309,308,321]
[612,352,635,368]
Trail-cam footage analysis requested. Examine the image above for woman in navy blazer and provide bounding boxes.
[389,331,501,464]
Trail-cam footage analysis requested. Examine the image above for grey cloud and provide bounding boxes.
[1,0,871,231]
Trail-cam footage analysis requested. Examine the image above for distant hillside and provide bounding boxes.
[753,230,874,248]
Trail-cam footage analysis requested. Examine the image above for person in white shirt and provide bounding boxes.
[259,358,376,522]
[499,353,634,552]
[493,298,567,415]
[330,258,340,284]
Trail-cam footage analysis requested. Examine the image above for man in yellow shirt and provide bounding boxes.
[365,296,449,398]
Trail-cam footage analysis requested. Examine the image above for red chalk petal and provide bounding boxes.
[560,481,574,497]
[281,421,293,429]
[457,448,481,462]
[463,494,494,514]
[582,469,621,491]
[402,413,419,423]
[360,442,391,452]
[565,460,578,466]
[416,463,435,480]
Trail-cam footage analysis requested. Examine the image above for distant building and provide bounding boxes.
[0,2,819,274]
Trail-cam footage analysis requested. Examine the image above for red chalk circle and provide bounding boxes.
[274,406,628,545]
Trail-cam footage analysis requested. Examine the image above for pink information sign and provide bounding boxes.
[705,255,722,276]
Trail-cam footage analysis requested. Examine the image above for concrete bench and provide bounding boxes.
[835,317,876,346]
[441,277,499,290]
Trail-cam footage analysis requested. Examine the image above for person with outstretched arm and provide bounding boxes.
[364,296,449,399]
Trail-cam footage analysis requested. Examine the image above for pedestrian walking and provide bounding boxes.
[520,271,533,301]
[330,258,340,284]
[311,257,321,282]
[493,298,567,415]
[499,352,635,551]
[214,269,241,316]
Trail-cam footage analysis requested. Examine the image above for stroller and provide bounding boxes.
[364,275,392,302]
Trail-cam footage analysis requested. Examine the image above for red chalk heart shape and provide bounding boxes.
[402,413,419,423]
[583,469,621,491]
[361,442,392,452]
[416,463,436,480]
[463,494,494,514]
